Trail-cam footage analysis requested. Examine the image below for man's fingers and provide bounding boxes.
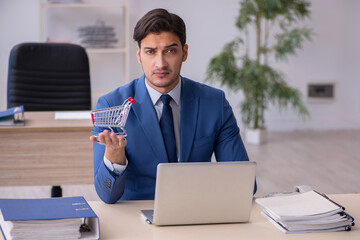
[89,136,97,142]
[91,130,127,148]
[110,132,119,144]
[118,137,127,148]
[110,134,128,149]
[104,132,113,144]
[98,130,110,144]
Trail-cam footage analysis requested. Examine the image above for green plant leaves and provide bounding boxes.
[206,0,313,129]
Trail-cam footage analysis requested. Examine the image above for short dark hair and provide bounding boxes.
[133,8,186,47]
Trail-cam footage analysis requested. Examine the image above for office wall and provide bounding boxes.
[0,0,40,109]
[343,0,360,130]
[264,0,360,130]
[0,0,359,131]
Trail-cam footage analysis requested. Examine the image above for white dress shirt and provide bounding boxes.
[104,78,182,175]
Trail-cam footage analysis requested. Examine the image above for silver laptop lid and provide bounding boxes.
[152,161,256,225]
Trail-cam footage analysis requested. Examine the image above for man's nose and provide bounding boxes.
[155,53,168,69]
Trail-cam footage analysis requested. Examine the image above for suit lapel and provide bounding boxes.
[132,77,168,163]
[180,78,199,162]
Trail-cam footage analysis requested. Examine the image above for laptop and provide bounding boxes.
[141,161,256,225]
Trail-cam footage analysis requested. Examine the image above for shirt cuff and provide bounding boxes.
[103,155,128,175]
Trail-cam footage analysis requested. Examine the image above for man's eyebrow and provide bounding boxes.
[165,43,179,48]
[142,43,179,50]
[143,46,156,50]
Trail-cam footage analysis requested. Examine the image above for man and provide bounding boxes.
[90,8,254,203]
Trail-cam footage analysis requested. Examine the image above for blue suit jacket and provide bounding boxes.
[92,76,253,203]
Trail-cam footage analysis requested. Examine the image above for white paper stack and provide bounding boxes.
[0,216,82,240]
[255,190,355,233]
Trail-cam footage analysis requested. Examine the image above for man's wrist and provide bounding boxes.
[104,148,127,165]
[104,156,128,175]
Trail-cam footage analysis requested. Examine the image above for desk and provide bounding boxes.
[0,111,94,186]
[88,194,360,240]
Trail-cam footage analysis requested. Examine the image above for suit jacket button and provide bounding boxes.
[106,179,112,189]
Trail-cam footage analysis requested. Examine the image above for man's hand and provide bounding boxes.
[89,130,127,165]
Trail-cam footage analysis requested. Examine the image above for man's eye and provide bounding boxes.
[167,49,176,54]
[145,50,154,54]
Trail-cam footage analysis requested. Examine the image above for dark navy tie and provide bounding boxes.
[160,94,177,163]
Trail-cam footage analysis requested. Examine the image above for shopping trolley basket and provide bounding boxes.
[91,97,136,141]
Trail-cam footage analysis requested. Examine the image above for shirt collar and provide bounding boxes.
[145,77,182,106]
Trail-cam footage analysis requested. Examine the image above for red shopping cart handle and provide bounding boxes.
[91,112,94,125]
[128,97,136,104]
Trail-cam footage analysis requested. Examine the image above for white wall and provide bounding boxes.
[264,0,360,130]
[0,0,359,131]
[0,0,40,109]
[344,0,360,130]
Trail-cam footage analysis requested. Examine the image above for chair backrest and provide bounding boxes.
[7,42,91,111]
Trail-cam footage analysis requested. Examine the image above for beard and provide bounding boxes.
[144,67,181,90]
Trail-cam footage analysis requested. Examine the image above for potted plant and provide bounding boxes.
[206,0,313,144]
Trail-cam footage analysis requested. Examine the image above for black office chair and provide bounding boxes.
[7,42,91,111]
[7,42,92,197]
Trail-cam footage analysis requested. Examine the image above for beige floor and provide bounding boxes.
[0,130,359,201]
[250,129,360,197]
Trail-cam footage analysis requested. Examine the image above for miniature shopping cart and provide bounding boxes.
[91,97,136,141]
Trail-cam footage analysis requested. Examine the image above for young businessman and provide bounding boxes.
[90,8,254,203]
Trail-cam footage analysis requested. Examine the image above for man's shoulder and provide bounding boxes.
[182,77,224,98]
[98,77,142,107]
[108,78,139,95]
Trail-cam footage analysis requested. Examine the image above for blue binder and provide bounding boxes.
[0,105,24,126]
[0,196,99,239]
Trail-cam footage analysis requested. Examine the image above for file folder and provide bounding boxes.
[0,196,99,240]
[0,105,24,126]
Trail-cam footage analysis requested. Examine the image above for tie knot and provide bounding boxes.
[160,94,172,106]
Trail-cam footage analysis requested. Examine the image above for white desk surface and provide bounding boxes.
[88,194,360,240]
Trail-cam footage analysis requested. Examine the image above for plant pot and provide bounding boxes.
[245,128,267,145]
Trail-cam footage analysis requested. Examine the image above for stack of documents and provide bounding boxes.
[77,20,118,48]
[0,218,82,239]
[255,190,355,233]
[0,105,24,127]
[0,197,99,240]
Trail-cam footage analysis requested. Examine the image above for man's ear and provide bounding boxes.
[182,44,189,62]
[136,45,141,64]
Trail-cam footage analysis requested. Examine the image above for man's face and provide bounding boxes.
[137,32,188,94]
